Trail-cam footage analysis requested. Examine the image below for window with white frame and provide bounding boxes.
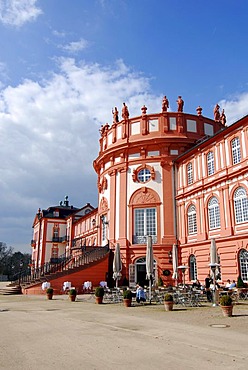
[187,204,197,234]
[234,187,248,223]
[207,151,215,176]
[187,162,193,185]
[101,215,108,241]
[189,255,197,280]
[231,137,241,165]
[137,168,151,183]
[133,208,157,244]
[239,249,248,282]
[208,197,220,229]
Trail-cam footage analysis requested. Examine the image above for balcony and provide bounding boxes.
[52,236,67,243]
[132,235,157,244]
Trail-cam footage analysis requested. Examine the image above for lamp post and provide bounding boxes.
[18,260,23,286]
[178,265,188,288]
[208,262,220,307]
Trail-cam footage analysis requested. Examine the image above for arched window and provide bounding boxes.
[231,137,241,165]
[239,249,248,282]
[187,162,193,185]
[207,151,215,176]
[234,187,248,224]
[208,197,220,229]
[189,255,197,280]
[187,205,197,234]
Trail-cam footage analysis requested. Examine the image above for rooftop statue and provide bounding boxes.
[221,109,226,126]
[141,105,147,115]
[177,96,184,112]
[162,96,169,112]
[122,102,129,120]
[112,107,119,123]
[196,106,202,116]
[214,104,220,122]
[99,123,110,136]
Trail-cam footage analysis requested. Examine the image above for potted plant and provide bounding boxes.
[164,293,174,311]
[95,286,104,304]
[220,295,233,317]
[69,288,77,301]
[46,287,53,300]
[123,289,132,307]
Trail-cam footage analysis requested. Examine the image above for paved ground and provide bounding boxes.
[0,287,247,369]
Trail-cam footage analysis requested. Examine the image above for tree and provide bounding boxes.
[0,242,31,279]
[0,242,13,275]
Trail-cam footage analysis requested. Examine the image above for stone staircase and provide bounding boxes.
[14,246,110,292]
[0,284,22,295]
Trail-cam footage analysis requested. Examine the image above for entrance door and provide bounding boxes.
[135,257,157,287]
[136,263,147,287]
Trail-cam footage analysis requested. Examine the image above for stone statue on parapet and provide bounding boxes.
[122,102,129,120]
[214,104,220,122]
[99,123,110,136]
[220,109,226,126]
[177,96,184,112]
[112,107,119,123]
[141,105,147,115]
[196,106,203,116]
[162,96,169,112]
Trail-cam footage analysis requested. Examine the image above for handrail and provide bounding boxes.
[12,246,109,286]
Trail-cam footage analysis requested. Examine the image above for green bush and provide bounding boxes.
[158,277,164,287]
[46,288,53,294]
[123,289,132,299]
[95,286,105,297]
[164,293,173,302]
[69,288,77,296]
[220,295,232,306]
[237,276,244,288]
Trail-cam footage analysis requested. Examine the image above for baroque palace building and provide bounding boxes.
[30,97,248,293]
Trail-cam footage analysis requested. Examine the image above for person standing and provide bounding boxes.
[205,274,212,302]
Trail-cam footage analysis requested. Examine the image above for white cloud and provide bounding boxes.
[0,58,160,252]
[52,29,67,38]
[59,39,89,54]
[218,92,248,125]
[0,0,42,27]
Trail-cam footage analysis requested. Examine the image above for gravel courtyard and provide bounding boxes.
[0,289,247,370]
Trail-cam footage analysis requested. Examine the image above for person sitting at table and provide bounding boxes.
[229,280,236,289]
[192,279,202,289]
[136,284,146,303]
[225,279,231,290]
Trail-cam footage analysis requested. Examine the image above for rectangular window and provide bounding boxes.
[133,208,157,244]
[232,138,241,165]
[187,120,197,133]
[207,152,215,176]
[188,213,197,234]
[51,245,59,259]
[101,215,108,241]
[209,207,220,229]
[187,163,193,185]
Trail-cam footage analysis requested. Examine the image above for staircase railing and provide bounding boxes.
[12,246,109,286]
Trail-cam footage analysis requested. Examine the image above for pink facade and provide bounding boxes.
[31,100,248,288]
[175,115,248,285]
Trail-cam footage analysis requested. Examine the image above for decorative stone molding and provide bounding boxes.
[98,178,107,193]
[129,187,161,205]
[100,197,108,212]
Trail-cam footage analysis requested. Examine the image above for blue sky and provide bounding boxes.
[0,0,248,253]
